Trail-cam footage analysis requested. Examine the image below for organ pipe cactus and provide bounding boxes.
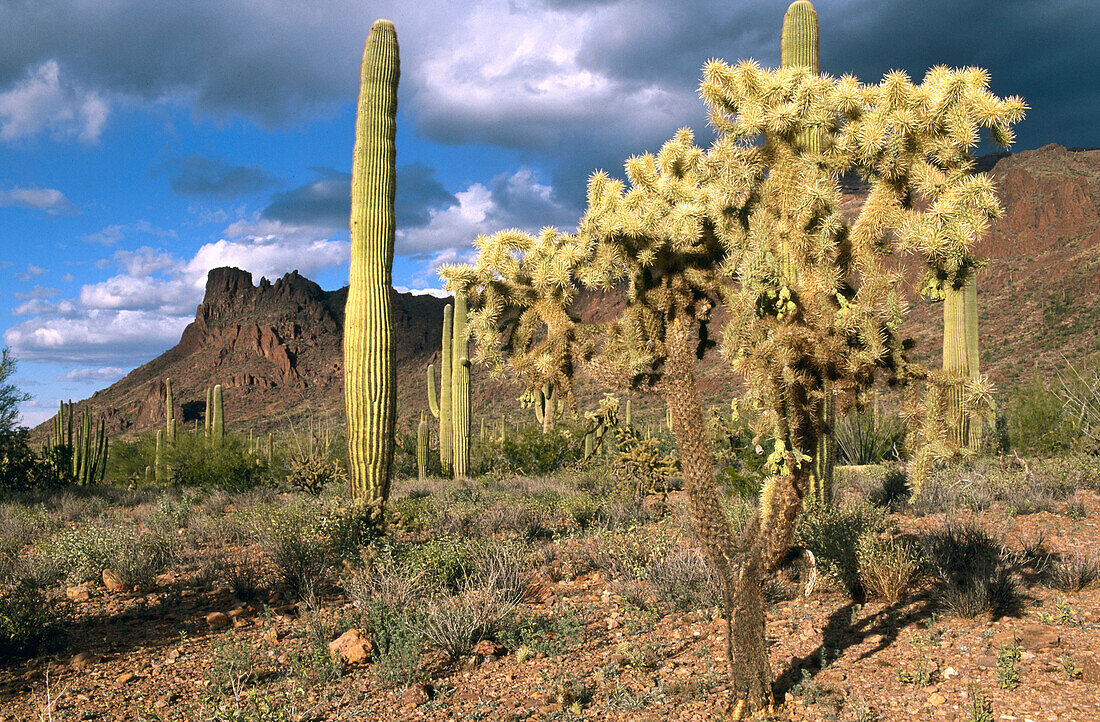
[50,401,107,485]
[427,304,454,476]
[211,384,224,448]
[344,19,399,512]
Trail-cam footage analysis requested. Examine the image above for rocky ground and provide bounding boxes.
[2,465,1099,721]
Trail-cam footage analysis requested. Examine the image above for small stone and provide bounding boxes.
[328,628,372,665]
[66,586,91,602]
[943,667,958,680]
[399,682,431,708]
[928,693,947,706]
[471,639,504,658]
[102,569,128,593]
[69,652,98,669]
[115,672,135,685]
[1082,657,1100,685]
[205,612,229,629]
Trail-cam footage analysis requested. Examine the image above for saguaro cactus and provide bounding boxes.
[211,384,224,448]
[204,386,212,437]
[534,384,565,433]
[155,428,164,484]
[164,378,176,441]
[427,304,454,476]
[451,294,471,477]
[943,271,982,449]
[417,413,429,481]
[344,18,399,510]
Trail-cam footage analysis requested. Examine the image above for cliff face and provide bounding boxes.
[53,144,1100,437]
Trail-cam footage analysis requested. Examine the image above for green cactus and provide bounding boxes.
[204,386,212,438]
[50,402,107,485]
[427,304,454,476]
[417,413,429,481]
[155,428,164,484]
[584,433,594,459]
[943,271,982,449]
[211,384,224,448]
[165,378,176,441]
[534,384,565,433]
[451,294,472,477]
[344,18,399,510]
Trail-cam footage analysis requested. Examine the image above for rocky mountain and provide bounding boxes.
[45,144,1100,438]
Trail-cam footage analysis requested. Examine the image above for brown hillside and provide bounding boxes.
[50,144,1100,438]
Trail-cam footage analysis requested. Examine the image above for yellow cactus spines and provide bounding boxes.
[344,19,399,512]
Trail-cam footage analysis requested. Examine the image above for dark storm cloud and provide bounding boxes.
[262,164,457,230]
[0,0,368,126]
[155,155,280,199]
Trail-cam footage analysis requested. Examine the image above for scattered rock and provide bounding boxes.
[928,692,947,706]
[205,612,230,629]
[115,672,135,685]
[328,628,372,665]
[400,682,431,708]
[1018,624,1061,650]
[102,569,128,593]
[1082,658,1100,685]
[471,640,504,658]
[66,586,91,602]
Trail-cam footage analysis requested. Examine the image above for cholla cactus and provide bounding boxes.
[444,48,1023,714]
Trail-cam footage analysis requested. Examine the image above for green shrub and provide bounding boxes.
[0,581,58,658]
[920,519,1017,618]
[399,536,487,593]
[498,607,586,657]
[856,533,921,604]
[345,565,427,689]
[1003,377,1080,455]
[500,426,577,476]
[645,546,722,612]
[168,433,274,491]
[835,406,905,465]
[796,499,889,599]
[257,505,331,597]
[29,523,173,588]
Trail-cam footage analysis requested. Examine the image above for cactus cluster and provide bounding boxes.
[51,401,108,485]
[427,294,473,478]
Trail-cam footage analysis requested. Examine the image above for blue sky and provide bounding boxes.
[2,0,1097,426]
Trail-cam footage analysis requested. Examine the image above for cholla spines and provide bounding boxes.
[451,294,471,477]
[211,384,224,447]
[427,303,454,475]
[417,413,429,480]
[344,19,399,508]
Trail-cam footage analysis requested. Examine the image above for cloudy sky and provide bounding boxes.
[1,0,1096,425]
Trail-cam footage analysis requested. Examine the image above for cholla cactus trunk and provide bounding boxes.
[204,386,212,437]
[417,413,429,481]
[344,19,398,510]
[943,278,971,447]
[965,273,982,450]
[452,357,471,478]
[212,384,224,448]
[451,294,471,477]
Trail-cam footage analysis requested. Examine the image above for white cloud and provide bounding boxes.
[0,186,75,214]
[393,286,449,299]
[0,60,108,143]
[79,275,193,314]
[12,285,59,301]
[3,309,192,364]
[12,298,77,317]
[59,367,128,383]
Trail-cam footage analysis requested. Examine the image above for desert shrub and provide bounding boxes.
[498,607,586,657]
[346,565,427,688]
[1003,377,1080,455]
[399,536,487,593]
[166,433,274,491]
[585,521,679,582]
[0,430,74,490]
[856,533,921,604]
[500,426,577,476]
[103,433,157,485]
[0,504,54,580]
[421,581,517,659]
[257,505,331,597]
[868,469,912,511]
[796,499,889,599]
[920,519,1017,618]
[0,581,58,658]
[910,456,1078,516]
[835,405,905,465]
[645,545,722,612]
[1049,550,1100,592]
[1053,357,1100,451]
[29,523,172,588]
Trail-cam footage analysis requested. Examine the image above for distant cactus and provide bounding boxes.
[344,18,399,512]
[417,413,429,481]
[50,401,107,485]
[204,386,212,438]
[155,428,164,484]
[164,378,176,441]
[211,384,224,447]
[451,294,471,477]
[534,384,565,433]
[623,399,632,427]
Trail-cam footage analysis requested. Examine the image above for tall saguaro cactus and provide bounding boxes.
[344,18,398,511]
[427,304,454,476]
[204,386,212,437]
[451,294,471,477]
[164,378,176,441]
[782,0,832,504]
[211,384,224,448]
[943,271,982,449]
[417,413,429,481]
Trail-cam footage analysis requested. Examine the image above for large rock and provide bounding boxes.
[328,628,372,665]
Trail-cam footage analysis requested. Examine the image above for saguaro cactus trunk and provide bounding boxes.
[451,294,471,477]
[426,304,454,476]
[344,19,399,512]
[944,272,981,449]
[211,384,224,447]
